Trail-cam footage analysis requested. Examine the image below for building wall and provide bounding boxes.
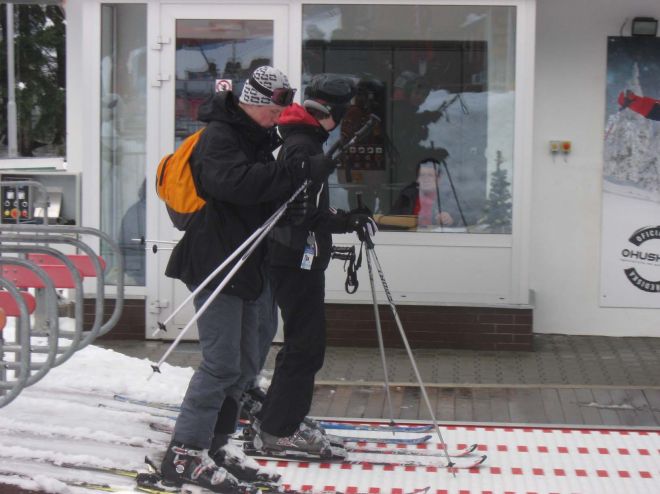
[531,0,660,335]
[62,0,659,340]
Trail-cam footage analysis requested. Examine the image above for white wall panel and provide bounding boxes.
[325,237,513,305]
[532,0,660,336]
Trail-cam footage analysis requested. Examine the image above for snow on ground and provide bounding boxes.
[0,343,193,493]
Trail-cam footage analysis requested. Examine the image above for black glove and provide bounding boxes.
[287,154,337,186]
[282,192,311,226]
[347,213,378,242]
[308,153,338,184]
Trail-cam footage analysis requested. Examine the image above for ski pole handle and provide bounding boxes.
[356,192,375,250]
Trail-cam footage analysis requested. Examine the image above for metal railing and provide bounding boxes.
[0,220,124,408]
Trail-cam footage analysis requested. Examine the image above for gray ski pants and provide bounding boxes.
[173,286,260,448]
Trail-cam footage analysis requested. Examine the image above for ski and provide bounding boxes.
[114,395,436,434]
[98,402,179,421]
[148,421,431,447]
[346,443,478,458]
[242,443,487,469]
[0,466,169,494]
[150,422,467,456]
[114,394,181,412]
[323,433,432,446]
[319,422,434,433]
[137,471,431,494]
[0,458,272,494]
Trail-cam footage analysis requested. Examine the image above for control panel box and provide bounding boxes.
[1,182,33,223]
[0,171,81,225]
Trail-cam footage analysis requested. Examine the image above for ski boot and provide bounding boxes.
[160,441,244,493]
[240,387,266,421]
[253,422,347,460]
[302,417,345,448]
[212,441,281,483]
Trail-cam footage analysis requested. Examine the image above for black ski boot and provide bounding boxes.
[160,441,243,493]
[241,388,265,422]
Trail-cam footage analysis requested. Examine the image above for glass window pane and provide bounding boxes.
[0,3,66,159]
[100,4,147,286]
[303,5,515,233]
[175,19,273,143]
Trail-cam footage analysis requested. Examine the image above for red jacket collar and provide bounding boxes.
[277,103,321,127]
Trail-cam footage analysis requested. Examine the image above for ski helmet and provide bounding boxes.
[303,73,355,124]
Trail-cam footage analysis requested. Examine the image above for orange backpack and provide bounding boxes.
[155,128,206,230]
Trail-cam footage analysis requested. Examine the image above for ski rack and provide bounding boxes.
[0,223,124,408]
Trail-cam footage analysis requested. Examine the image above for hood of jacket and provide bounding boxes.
[277,103,329,142]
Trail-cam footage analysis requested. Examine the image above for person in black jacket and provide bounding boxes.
[161,66,337,492]
[252,74,377,457]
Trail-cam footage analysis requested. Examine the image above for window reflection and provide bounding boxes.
[0,3,66,159]
[100,4,147,285]
[175,19,273,141]
[302,5,515,233]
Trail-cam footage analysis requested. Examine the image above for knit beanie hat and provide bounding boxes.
[239,66,292,106]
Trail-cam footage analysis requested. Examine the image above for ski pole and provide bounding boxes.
[440,157,468,228]
[151,182,306,337]
[355,193,396,428]
[149,180,310,375]
[365,242,456,471]
[364,236,397,429]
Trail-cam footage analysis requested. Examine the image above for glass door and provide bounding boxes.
[147,4,289,340]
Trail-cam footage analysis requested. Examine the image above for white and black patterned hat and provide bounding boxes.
[239,66,291,106]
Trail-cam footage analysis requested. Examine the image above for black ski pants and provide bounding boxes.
[257,266,326,437]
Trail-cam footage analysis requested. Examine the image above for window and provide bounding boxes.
[174,19,274,143]
[100,4,147,286]
[0,2,66,161]
[303,4,516,233]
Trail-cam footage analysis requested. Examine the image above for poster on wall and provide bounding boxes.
[600,36,660,308]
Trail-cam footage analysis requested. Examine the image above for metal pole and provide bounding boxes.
[149,181,309,374]
[368,246,455,470]
[6,3,18,157]
[364,246,396,427]
[152,181,308,336]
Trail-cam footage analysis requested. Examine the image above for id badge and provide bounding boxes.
[300,245,315,270]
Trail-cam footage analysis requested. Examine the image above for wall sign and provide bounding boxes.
[600,37,660,308]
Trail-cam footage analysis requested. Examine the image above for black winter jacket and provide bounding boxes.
[165,92,300,300]
[269,104,350,270]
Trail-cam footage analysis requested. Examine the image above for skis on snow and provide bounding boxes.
[148,422,477,458]
[241,442,486,470]
[0,459,434,494]
[114,394,435,434]
[148,421,432,446]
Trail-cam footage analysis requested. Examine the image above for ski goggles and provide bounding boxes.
[304,99,348,124]
[249,76,296,106]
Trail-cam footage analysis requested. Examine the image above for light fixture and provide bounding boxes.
[631,17,658,36]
